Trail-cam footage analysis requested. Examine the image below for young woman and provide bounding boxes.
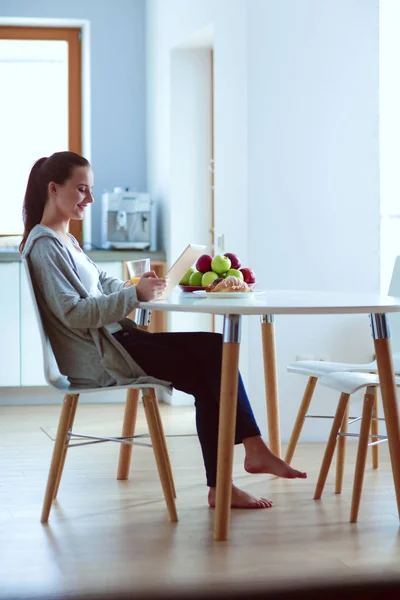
[20,151,306,509]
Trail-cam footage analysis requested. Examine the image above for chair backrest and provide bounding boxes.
[387,256,400,356]
[22,258,70,390]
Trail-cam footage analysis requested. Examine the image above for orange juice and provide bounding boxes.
[131,276,141,285]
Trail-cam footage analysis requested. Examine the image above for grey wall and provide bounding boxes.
[0,0,146,247]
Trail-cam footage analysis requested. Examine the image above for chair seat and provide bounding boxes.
[287,360,378,377]
[49,374,172,395]
[319,371,400,394]
[287,354,400,378]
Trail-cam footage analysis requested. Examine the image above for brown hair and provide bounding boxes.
[19,151,90,252]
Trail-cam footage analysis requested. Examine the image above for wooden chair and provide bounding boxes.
[22,259,177,524]
[313,371,399,522]
[284,256,400,471]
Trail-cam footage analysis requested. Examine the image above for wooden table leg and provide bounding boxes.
[261,315,281,458]
[371,314,400,518]
[214,314,241,541]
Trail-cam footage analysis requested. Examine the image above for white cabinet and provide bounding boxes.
[0,263,20,386]
[20,264,46,386]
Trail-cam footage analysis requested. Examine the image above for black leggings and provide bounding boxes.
[113,327,261,486]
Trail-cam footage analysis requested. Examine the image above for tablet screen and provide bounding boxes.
[162,244,206,299]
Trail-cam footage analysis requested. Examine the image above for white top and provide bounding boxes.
[69,245,122,334]
[138,290,400,316]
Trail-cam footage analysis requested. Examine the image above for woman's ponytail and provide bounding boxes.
[19,157,48,252]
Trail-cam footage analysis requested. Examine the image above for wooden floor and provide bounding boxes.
[1,402,400,599]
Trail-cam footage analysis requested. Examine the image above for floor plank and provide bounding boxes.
[0,403,399,598]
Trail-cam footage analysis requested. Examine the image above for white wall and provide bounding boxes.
[146,0,251,405]
[245,0,380,440]
[169,48,213,336]
[146,0,381,437]
[146,0,249,268]
[380,0,400,293]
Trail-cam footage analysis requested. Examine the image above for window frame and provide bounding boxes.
[0,25,83,244]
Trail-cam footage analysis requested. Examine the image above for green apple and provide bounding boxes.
[226,268,244,280]
[179,267,195,285]
[211,254,231,274]
[189,271,203,286]
[201,271,219,287]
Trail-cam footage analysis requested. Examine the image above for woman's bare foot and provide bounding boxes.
[208,483,273,509]
[243,436,307,479]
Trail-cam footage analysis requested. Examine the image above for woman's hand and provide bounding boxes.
[135,271,167,301]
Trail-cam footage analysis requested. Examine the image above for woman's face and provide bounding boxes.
[48,166,94,220]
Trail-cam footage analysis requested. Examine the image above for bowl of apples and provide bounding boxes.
[178,252,256,292]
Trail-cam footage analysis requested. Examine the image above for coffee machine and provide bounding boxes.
[100,188,157,251]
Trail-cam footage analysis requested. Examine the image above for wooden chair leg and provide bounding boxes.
[350,387,375,523]
[117,388,140,480]
[284,376,318,464]
[142,390,178,522]
[371,388,379,470]
[314,393,350,500]
[53,394,79,500]
[41,394,79,523]
[150,388,177,498]
[261,318,281,457]
[335,401,350,494]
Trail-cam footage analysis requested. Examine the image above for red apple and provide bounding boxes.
[196,254,213,273]
[240,268,256,284]
[224,252,241,270]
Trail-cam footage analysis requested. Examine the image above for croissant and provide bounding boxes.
[206,276,253,293]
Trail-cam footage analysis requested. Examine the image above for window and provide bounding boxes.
[0,27,82,243]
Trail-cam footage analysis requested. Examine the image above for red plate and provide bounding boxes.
[179,285,204,292]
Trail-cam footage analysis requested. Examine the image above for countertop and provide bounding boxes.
[0,248,167,263]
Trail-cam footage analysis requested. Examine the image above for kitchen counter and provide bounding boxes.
[0,248,167,263]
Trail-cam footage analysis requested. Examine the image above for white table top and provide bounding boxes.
[138,290,400,316]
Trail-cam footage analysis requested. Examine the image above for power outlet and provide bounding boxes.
[215,233,225,254]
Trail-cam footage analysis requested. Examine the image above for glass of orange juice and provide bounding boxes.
[126,258,151,285]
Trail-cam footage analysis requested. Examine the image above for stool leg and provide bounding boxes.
[53,394,79,499]
[41,394,79,523]
[335,401,350,494]
[371,388,379,469]
[314,393,350,500]
[350,387,375,523]
[117,388,140,480]
[284,376,318,464]
[150,389,176,498]
[142,391,178,522]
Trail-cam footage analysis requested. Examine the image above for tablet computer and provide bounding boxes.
[162,244,206,299]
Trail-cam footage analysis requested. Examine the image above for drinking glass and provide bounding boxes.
[126,258,151,284]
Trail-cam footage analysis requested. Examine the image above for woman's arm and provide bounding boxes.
[30,239,139,329]
[96,265,130,294]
